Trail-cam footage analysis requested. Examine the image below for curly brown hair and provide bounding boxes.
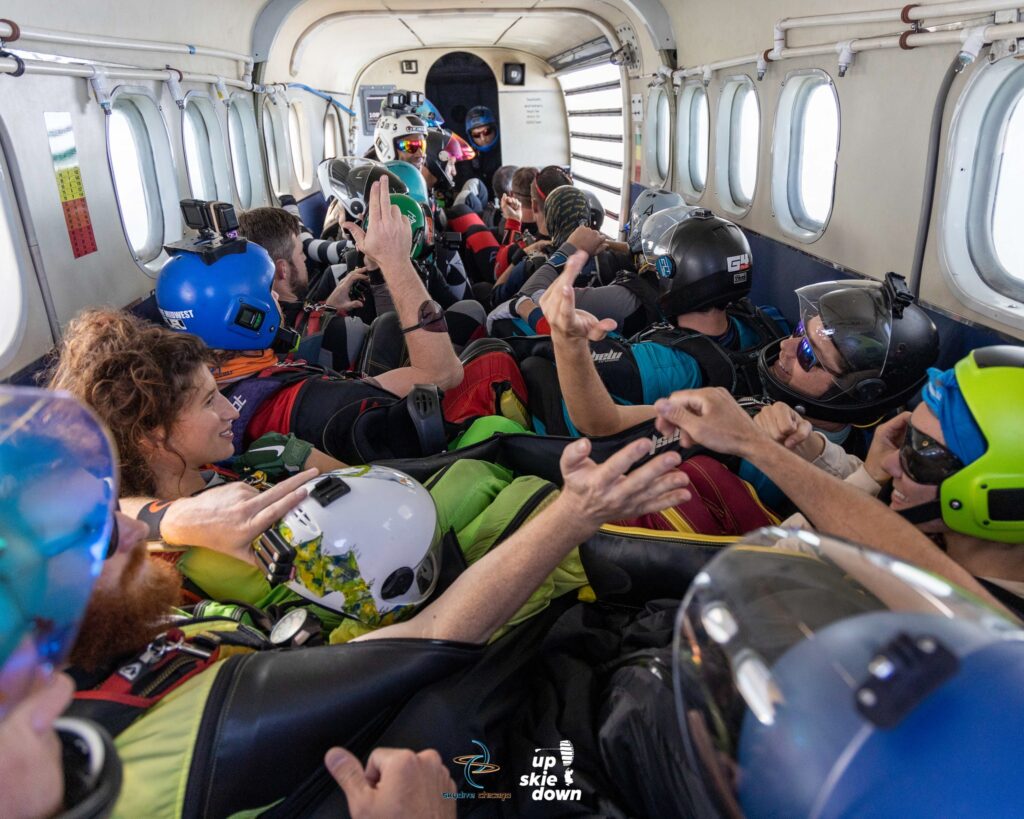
[46,309,216,496]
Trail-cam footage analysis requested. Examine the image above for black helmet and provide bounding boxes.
[758,272,940,424]
[654,210,752,316]
[424,128,455,193]
[582,189,605,231]
[491,164,517,198]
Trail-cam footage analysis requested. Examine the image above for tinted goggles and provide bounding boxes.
[898,422,964,486]
[401,299,448,335]
[395,136,425,155]
[470,125,495,139]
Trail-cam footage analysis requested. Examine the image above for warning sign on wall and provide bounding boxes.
[45,112,98,259]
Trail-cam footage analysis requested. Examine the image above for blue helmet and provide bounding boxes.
[0,387,116,714]
[156,241,280,351]
[673,527,1024,818]
[465,105,499,153]
[385,159,430,205]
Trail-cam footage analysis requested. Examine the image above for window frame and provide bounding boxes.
[715,74,759,217]
[181,92,232,203]
[940,55,1024,328]
[0,130,28,370]
[770,69,840,243]
[227,93,266,209]
[643,84,669,187]
[106,86,181,271]
[323,104,346,160]
[674,82,709,201]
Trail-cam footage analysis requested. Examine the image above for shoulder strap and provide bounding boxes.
[615,273,663,326]
[635,328,738,393]
[727,298,788,344]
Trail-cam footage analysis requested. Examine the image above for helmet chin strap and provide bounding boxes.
[896,500,944,526]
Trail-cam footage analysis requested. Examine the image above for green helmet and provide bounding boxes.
[385,160,430,205]
[939,346,1024,542]
[364,192,427,259]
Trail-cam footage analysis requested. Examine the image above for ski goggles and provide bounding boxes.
[401,299,448,334]
[899,422,964,486]
[470,124,495,140]
[395,136,425,155]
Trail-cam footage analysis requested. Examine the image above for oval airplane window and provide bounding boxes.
[675,83,709,201]
[262,100,285,195]
[656,90,671,181]
[288,101,312,189]
[942,57,1024,326]
[715,75,760,216]
[108,97,164,261]
[323,105,346,160]
[772,70,840,243]
[182,98,218,200]
[643,86,669,186]
[227,99,253,207]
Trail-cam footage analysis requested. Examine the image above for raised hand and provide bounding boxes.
[559,436,691,527]
[500,193,523,222]
[863,411,911,484]
[363,177,413,276]
[566,226,608,256]
[655,388,771,459]
[754,401,822,461]
[539,250,618,341]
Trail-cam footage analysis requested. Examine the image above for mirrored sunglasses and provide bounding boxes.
[401,299,448,335]
[470,125,495,139]
[395,137,425,154]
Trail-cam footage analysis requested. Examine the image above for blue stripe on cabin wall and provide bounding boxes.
[744,230,1021,371]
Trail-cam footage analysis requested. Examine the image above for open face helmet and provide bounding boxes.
[270,467,442,626]
[361,192,428,260]
[465,105,499,152]
[157,240,281,351]
[640,203,702,261]
[653,210,753,316]
[627,187,685,254]
[373,112,428,163]
[758,273,939,424]
[316,157,408,221]
[673,527,1024,818]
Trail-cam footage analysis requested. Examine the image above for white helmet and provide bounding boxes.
[627,187,685,253]
[272,467,442,625]
[373,112,428,162]
[640,203,703,261]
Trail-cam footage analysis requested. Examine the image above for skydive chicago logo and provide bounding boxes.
[444,741,509,801]
[519,739,582,802]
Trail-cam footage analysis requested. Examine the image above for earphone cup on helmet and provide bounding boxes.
[852,378,887,402]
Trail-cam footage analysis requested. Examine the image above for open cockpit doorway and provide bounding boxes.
[426,51,502,199]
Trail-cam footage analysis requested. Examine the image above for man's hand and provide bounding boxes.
[156,469,317,561]
[500,193,522,222]
[566,226,607,256]
[863,411,910,484]
[539,250,617,341]
[326,269,369,311]
[341,221,379,272]
[655,388,772,460]
[559,436,691,528]
[754,401,823,461]
[362,177,413,275]
[325,746,455,819]
[522,239,552,255]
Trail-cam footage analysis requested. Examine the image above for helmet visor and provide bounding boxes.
[672,527,1021,818]
[641,204,701,261]
[0,389,116,715]
[317,157,408,217]
[794,280,894,399]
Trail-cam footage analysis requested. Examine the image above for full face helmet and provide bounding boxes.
[758,273,939,424]
[627,187,685,254]
[910,346,1024,542]
[639,203,701,261]
[316,157,408,221]
[268,467,442,626]
[384,159,430,205]
[653,210,753,316]
[672,527,1024,818]
[373,112,428,163]
[0,386,124,815]
[157,240,281,351]
[465,105,499,152]
[0,387,117,694]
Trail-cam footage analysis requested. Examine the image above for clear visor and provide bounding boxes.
[795,280,893,397]
[0,389,116,715]
[672,528,1018,817]
[641,204,702,261]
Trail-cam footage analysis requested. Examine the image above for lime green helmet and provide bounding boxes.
[938,346,1024,542]
[364,192,427,259]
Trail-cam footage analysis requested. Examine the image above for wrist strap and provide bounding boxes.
[136,500,173,541]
